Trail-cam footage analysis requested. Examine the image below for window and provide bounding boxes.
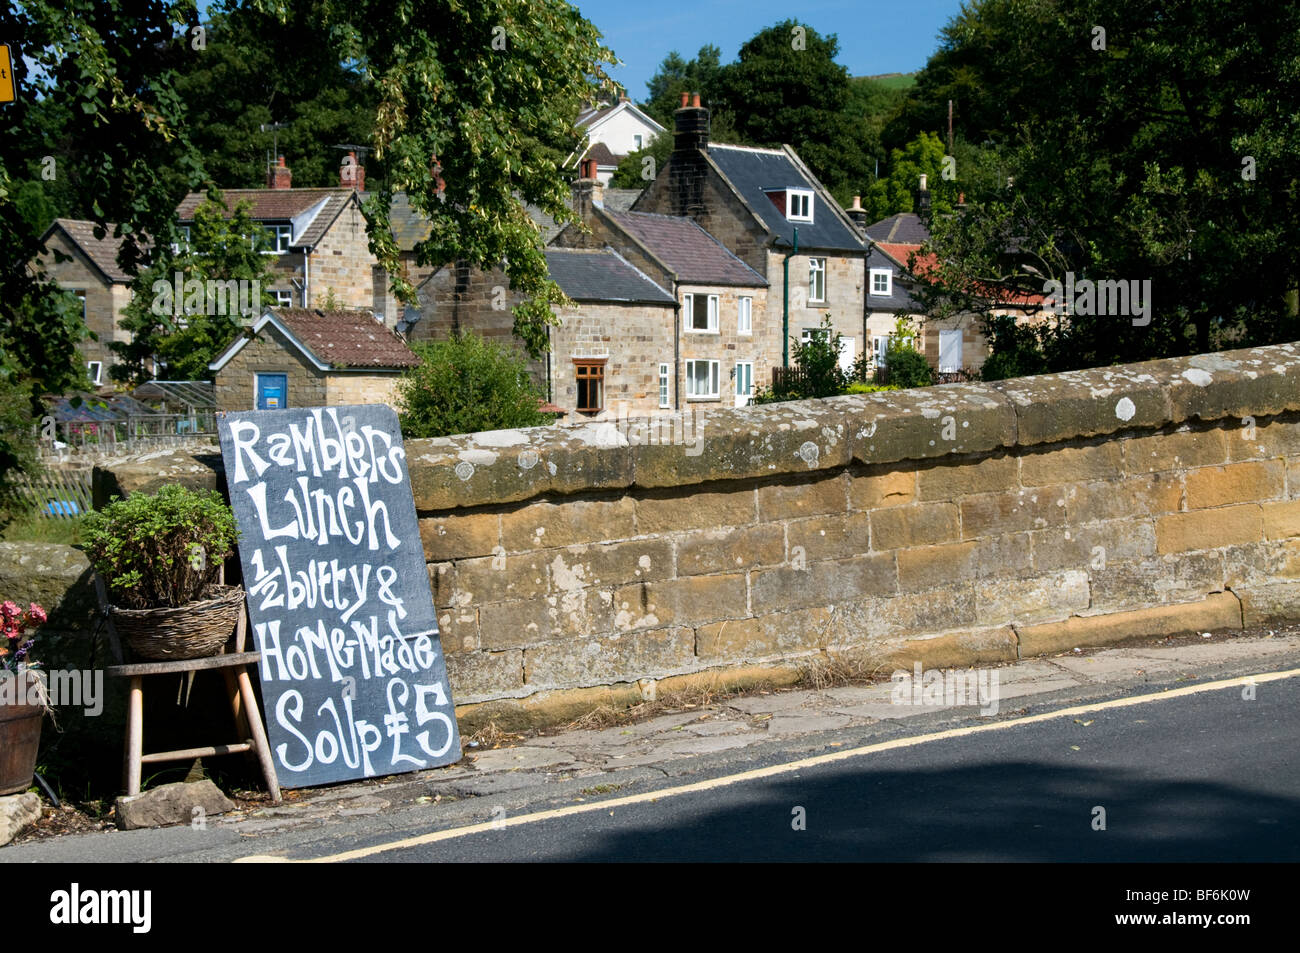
[658,362,670,409]
[808,258,826,303]
[683,292,719,332]
[738,296,752,335]
[685,359,720,399]
[786,189,814,223]
[258,223,292,254]
[574,359,605,413]
[735,362,754,407]
[870,268,892,296]
[272,290,294,307]
[939,329,963,372]
[86,361,103,386]
[633,134,643,150]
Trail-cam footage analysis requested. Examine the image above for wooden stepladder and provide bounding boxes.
[94,574,281,803]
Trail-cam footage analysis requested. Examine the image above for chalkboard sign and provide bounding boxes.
[217,405,461,787]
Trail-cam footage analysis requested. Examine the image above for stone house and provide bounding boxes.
[208,307,419,411]
[175,153,402,326]
[861,208,1046,377]
[541,248,677,417]
[552,162,770,408]
[34,219,135,386]
[633,95,869,384]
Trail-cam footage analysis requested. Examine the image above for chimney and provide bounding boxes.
[267,155,292,190]
[572,157,603,222]
[916,173,931,215]
[669,91,710,218]
[847,195,869,232]
[340,151,365,191]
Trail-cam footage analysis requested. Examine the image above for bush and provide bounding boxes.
[397,332,554,438]
[883,347,936,388]
[82,485,239,609]
[844,381,900,394]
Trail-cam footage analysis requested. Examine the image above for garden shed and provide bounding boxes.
[208,307,420,411]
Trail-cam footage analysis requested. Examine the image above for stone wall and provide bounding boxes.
[97,342,1300,726]
[36,230,131,376]
[326,372,404,408]
[309,201,382,314]
[212,323,327,411]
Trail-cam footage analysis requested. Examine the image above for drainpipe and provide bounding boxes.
[546,323,553,402]
[782,228,799,367]
[673,298,681,410]
[302,249,310,307]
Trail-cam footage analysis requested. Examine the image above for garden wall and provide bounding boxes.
[95,341,1300,727]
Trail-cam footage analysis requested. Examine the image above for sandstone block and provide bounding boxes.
[1184,461,1284,509]
[612,574,747,632]
[756,472,847,521]
[115,780,234,831]
[1019,442,1123,487]
[677,524,785,575]
[872,502,961,550]
[750,554,897,613]
[695,607,833,661]
[1015,592,1242,656]
[1156,505,1262,553]
[419,511,500,560]
[915,454,1017,501]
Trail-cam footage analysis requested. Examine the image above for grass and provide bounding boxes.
[0,511,87,545]
[793,652,893,690]
[860,72,916,89]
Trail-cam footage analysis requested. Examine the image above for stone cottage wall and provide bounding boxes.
[98,342,1300,727]
[212,324,327,411]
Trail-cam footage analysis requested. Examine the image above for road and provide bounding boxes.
[274,673,1299,862]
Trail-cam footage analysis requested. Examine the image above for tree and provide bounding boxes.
[396,333,554,438]
[1,0,206,421]
[713,21,874,204]
[908,0,1300,371]
[643,46,733,134]
[110,193,277,385]
[863,132,950,221]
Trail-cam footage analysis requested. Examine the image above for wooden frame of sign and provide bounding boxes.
[218,405,461,787]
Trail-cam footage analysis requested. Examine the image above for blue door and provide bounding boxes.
[256,374,287,410]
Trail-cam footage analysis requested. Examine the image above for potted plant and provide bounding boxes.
[83,485,242,661]
[1,601,49,796]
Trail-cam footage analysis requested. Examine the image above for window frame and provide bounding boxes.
[272,290,295,307]
[808,258,826,304]
[573,358,606,414]
[257,223,293,255]
[870,268,892,297]
[684,359,720,400]
[86,361,103,386]
[738,296,753,335]
[658,362,671,409]
[786,188,814,223]
[682,292,720,333]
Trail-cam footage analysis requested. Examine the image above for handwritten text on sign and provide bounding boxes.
[218,405,461,787]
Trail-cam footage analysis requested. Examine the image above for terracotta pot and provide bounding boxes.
[0,671,45,796]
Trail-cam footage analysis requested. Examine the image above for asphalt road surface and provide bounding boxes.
[288,674,1299,862]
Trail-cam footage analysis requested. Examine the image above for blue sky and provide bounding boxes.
[570,0,964,99]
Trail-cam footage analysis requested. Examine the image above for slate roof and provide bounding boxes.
[523,189,642,243]
[270,308,419,369]
[706,144,864,252]
[389,192,433,253]
[544,248,675,305]
[865,212,929,245]
[601,209,766,287]
[175,189,354,248]
[866,243,923,311]
[45,219,133,282]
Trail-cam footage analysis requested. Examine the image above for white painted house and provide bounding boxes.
[574,97,666,185]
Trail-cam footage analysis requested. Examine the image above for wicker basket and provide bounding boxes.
[110,584,245,661]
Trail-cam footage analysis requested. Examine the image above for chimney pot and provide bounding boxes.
[340,150,365,191]
[919,173,928,191]
[691,92,701,108]
[680,91,689,108]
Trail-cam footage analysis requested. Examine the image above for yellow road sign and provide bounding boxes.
[0,45,15,103]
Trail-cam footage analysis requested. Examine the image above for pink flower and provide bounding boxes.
[0,601,18,620]
[2,625,17,640]
[27,604,47,625]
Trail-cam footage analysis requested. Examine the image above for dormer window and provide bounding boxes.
[786,189,814,223]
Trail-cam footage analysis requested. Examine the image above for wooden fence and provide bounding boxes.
[3,468,93,520]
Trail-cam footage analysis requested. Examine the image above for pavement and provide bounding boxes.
[4,623,1300,862]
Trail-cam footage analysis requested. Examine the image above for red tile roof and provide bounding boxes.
[175,189,354,248]
[272,308,420,369]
